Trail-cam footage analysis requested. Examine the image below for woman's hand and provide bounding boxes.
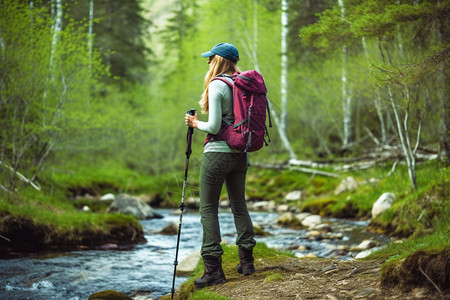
[185,111,199,128]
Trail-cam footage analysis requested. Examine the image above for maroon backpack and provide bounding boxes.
[205,70,272,152]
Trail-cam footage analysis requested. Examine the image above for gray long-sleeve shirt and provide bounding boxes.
[197,75,239,153]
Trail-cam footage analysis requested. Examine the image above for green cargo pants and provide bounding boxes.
[199,152,256,258]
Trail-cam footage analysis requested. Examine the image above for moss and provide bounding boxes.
[381,248,450,293]
[264,272,285,283]
[187,290,233,300]
[88,290,132,300]
[301,197,337,215]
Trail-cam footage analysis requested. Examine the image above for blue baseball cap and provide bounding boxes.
[201,43,239,64]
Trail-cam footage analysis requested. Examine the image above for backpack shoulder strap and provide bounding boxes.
[212,76,234,89]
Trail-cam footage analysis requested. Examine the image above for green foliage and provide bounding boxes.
[66,0,153,84]
[0,0,108,191]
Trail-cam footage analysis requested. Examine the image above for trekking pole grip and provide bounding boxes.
[187,108,196,135]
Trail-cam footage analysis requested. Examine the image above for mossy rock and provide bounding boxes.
[276,212,303,228]
[88,290,132,300]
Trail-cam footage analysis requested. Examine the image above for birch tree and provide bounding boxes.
[278,0,297,160]
[337,0,352,151]
[88,0,94,75]
[238,0,297,160]
[362,37,387,146]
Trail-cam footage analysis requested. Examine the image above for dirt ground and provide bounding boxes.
[203,257,448,300]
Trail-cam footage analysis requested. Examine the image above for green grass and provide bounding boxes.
[368,230,450,263]
[187,290,233,300]
[177,243,294,299]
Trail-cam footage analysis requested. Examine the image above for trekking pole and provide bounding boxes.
[171,108,196,300]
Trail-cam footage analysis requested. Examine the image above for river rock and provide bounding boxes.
[107,193,163,220]
[276,212,303,228]
[351,239,378,251]
[301,215,322,227]
[322,232,343,240]
[277,204,291,213]
[254,223,270,236]
[186,197,200,209]
[219,199,230,209]
[312,223,332,232]
[295,212,311,222]
[354,246,384,259]
[176,251,200,276]
[371,192,395,218]
[285,190,302,201]
[306,230,322,240]
[88,290,132,300]
[304,253,317,258]
[334,176,359,195]
[100,193,115,201]
[251,201,270,211]
[159,221,178,235]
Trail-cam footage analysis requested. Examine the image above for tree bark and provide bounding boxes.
[362,37,386,145]
[338,0,352,151]
[279,0,297,160]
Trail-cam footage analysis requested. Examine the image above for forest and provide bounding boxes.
[0,0,449,298]
[1,0,448,193]
[0,0,448,190]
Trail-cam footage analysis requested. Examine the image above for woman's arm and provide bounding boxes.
[185,80,224,134]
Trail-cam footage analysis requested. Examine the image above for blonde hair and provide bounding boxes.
[199,55,240,114]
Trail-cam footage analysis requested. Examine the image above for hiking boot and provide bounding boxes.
[236,247,255,276]
[194,256,227,289]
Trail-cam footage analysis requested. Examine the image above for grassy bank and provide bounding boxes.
[1,158,448,296]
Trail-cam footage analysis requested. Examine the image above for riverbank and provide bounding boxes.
[0,159,449,299]
[163,237,449,300]
[170,253,448,300]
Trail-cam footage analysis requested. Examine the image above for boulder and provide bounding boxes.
[100,193,115,201]
[302,215,322,227]
[176,251,201,276]
[159,221,178,235]
[295,212,311,222]
[253,223,270,236]
[372,192,395,218]
[285,190,302,201]
[107,193,163,220]
[276,212,303,228]
[334,176,359,195]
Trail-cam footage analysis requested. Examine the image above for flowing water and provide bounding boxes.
[0,209,388,300]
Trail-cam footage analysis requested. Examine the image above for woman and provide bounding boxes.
[185,43,256,288]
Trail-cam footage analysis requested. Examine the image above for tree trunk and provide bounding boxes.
[387,85,417,190]
[279,0,297,160]
[437,11,450,164]
[362,37,386,145]
[237,0,297,160]
[338,0,352,151]
[88,0,94,76]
